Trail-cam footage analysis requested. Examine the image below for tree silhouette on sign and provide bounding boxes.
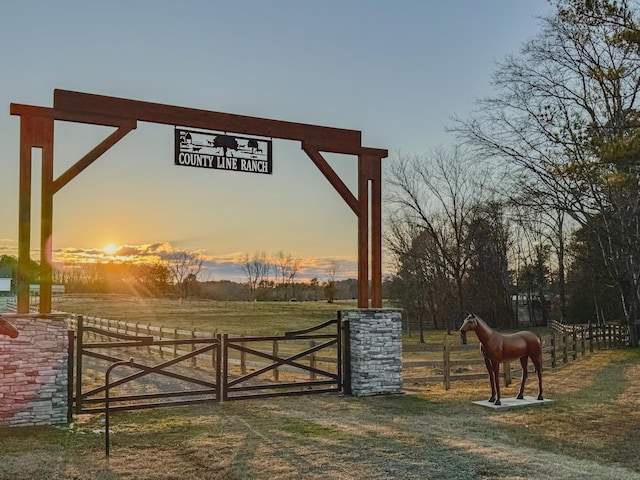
[214,135,238,157]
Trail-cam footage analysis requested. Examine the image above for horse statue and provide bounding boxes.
[0,316,19,339]
[460,313,542,405]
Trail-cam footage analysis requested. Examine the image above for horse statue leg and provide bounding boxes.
[483,356,496,403]
[491,361,502,405]
[532,354,544,400]
[517,355,528,399]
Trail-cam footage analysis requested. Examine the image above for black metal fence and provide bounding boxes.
[68,315,343,417]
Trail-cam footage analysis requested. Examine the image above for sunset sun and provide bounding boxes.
[103,244,117,255]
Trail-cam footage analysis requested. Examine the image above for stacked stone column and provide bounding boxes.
[341,309,403,396]
[0,316,69,426]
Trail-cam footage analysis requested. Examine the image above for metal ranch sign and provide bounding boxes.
[175,128,273,174]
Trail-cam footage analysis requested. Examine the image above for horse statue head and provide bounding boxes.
[460,312,479,333]
[0,316,19,339]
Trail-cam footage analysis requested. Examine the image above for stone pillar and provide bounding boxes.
[0,316,69,426]
[340,309,403,396]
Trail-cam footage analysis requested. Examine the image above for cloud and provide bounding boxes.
[52,242,357,283]
[0,239,17,256]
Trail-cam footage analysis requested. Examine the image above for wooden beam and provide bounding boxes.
[53,124,136,194]
[357,155,371,308]
[54,89,362,151]
[302,144,359,216]
[11,103,136,128]
[16,114,54,313]
[370,157,383,308]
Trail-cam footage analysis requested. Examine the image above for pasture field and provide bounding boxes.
[1,349,640,479]
[51,296,360,337]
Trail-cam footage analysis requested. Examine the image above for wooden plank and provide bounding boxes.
[302,145,358,215]
[53,124,136,194]
[357,155,369,308]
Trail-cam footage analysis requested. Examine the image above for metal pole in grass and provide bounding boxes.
[105,357,134,458]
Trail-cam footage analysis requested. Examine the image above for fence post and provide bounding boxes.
[562,332,568,363]
[589,322,594,353]
[503,361,511,387]
[75,315,84,415]
[67,329,75,423]
[174,328,178,358]
[216,334,222,402]
[241,336,246,375]
[159,325,164,358]
[310,339,316,382]
[212,329,218,369]
[551,334,556,368]
[443,337,451,391]
[222,333,229,401]
[191,329,197,367]
[272,340,279,381]
[572,327,577,361]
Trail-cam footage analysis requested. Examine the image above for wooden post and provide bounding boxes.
[563,333,568,363]
[272,340,279,381]
[572,327,577,360]
[174,328,178,358]
[443,337,451,390]
[191,329,197,367]
[357,155,370,308]
[240,336,246,375]
[67,329,75,423]
[503,361,511,387]
[222,334,229,401]
[551,334,557,368]
[310,339,317,382]
[75,315,83,415]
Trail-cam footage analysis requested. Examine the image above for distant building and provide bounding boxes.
[29,284,65,295]
[0,278,10,293]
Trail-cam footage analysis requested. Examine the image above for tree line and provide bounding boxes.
[385,0,640,346]
[0,252,355,303]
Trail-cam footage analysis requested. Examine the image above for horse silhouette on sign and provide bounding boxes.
[460,313,542,405]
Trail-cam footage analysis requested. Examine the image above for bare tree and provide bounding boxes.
[454,0,640,344]
[323,260,340,303]
[387,145,494,329]
[240,251,270,300]
[272,250,301,300]
[166,251,203,300]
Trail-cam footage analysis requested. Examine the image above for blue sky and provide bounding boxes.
[0,1,554,282]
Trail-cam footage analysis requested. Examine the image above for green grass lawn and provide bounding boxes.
[1,349,640,479]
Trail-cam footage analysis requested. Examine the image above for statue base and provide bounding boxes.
[472,396,553,411]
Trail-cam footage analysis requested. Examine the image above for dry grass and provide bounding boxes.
[2,349,640,479]
[51,296,353,336]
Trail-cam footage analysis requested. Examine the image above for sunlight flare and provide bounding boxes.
[103,244,117,255]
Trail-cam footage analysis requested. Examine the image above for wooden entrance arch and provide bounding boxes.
[11,90,387,314]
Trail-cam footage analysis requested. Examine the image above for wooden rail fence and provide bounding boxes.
[8,300,630,391]
[403,321,629,390]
